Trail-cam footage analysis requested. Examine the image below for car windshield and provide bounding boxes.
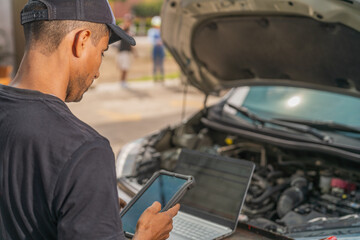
[229,86,360,129]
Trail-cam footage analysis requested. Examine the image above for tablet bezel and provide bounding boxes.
[119,170,195,238]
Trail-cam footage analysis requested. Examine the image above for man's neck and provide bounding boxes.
[10,49,70,101]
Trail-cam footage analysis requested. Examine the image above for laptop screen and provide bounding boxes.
[175,149,255,229]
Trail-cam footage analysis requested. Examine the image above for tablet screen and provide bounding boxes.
[121,174,187,234]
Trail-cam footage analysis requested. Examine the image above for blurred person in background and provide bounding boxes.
[117,13,136,88]
[148,16,165,83]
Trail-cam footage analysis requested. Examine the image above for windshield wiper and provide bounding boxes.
[225,103,332,143]
[273,118,360,135]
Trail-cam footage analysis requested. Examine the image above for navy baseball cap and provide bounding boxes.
[20,0,136,46]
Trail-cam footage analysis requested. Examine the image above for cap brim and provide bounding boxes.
[107,23,136,46]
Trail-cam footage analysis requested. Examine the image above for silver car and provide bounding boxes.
[116,0,360,239]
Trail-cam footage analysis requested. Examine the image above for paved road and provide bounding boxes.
[67,79,220,155]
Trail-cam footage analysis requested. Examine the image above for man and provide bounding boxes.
[117,13,135,88]
[148,16,165,83]
[0,0,179,239]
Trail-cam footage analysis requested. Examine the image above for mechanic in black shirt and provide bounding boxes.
[0,0,179,239]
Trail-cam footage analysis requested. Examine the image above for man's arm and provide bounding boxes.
[53,139,125,240]
[53,138,179,240]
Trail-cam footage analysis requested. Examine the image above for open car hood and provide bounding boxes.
[161,0,360,97]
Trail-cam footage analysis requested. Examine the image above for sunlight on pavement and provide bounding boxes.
[170,100,203,109]
[97,109,142,122]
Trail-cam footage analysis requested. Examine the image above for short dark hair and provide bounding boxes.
[23,2,109,55]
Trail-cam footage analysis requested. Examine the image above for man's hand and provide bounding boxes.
[133,201,180,240]
[118,198,127,209]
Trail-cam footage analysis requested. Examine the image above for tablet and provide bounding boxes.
[120,170,195,237]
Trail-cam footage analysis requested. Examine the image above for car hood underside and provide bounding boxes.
[193,16,360,94]
[161,0,360,97]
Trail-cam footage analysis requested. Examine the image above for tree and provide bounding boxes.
[132,1,163,18]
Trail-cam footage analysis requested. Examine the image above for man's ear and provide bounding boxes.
[72,29,92,58]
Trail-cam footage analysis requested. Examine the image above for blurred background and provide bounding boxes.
[0,0,180,84]
[0,0,219,155]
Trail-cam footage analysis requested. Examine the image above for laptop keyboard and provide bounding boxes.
[171,213,230,240]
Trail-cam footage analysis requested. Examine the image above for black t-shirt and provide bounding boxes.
[0,85,126,240]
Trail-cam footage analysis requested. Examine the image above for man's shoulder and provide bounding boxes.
[15,97,101,137]
[2,96,110,162]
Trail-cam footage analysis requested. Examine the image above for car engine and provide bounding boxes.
[130,113,360,236]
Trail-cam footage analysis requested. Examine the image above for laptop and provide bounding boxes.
[169,149,255,240]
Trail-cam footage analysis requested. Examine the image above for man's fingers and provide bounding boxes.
[165,203,180,218]
[118,198,127,208]
[147,201,162,213]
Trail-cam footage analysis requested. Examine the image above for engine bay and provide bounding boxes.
[129,112,360,236]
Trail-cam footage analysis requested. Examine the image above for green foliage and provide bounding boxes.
[132,1,163,18]
[131,72,180,82]
[116,17,153,35]
[134,17,152,31]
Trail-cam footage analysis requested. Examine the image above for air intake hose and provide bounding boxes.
[277,176,308,218]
